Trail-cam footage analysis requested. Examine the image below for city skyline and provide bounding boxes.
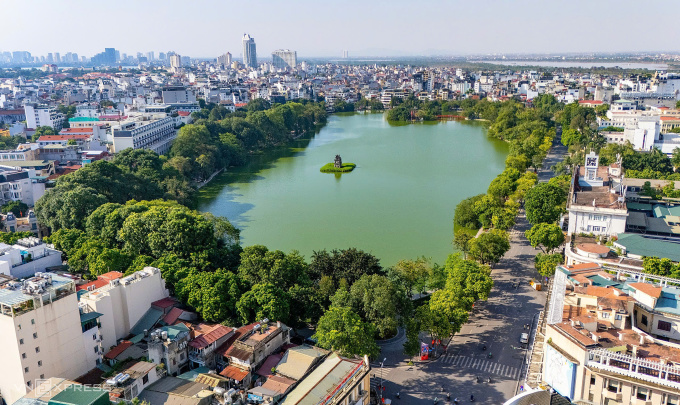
[2,0,680,59]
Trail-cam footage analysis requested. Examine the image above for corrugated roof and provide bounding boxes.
[130,307,163,335]
[79,311,103,324]
[104,340,133,360]
[190,324,233,349]
[656,288,680,316]
[616,233,680,262]
[48,384,108,405]
[281,354,364,405]
[219,365,249,381]
[275,345,327,381]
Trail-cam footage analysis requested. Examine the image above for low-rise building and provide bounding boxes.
[111,114,177,155]
[0,236,62,279]
[148,323,191,377]
[188,323,234,369]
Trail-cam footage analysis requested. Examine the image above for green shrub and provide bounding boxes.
[320,163,356,173]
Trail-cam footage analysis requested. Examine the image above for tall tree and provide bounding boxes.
[524,183,567,225]
[313,305,380,358]
[525,223,565,253]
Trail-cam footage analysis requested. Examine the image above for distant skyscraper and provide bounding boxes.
[159,52,166,61]
[54,52,61,63]
[147,51,155,61]
[169,54,182,70]
[217,52,232,67]
[343,50,349,59]
[46,53,53,63]
[242,33,257,69]
[91,48,117,66]
[272,49,297,69]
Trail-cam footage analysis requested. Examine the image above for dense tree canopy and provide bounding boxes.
[524,183,567,225]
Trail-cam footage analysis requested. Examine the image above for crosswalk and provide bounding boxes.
[439,354,520,379]
[369,364,394,390]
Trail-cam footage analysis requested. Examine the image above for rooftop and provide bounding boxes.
[0,273,74,308]
[615,233,680,262]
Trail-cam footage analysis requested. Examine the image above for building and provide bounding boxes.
[104,361,163,402]
[148,323,191,377]
[78,267,169,354]
[280,353,370,405]
[272,50,297,70]
[111,114,177,155]
[188,323,234,369]
[0,273,103,405]
[23,104,65,131]
[217,52,232,67]
[161,87,197,104]
[538,263,680,404]
[242,34,257,69]
[169,54,182,71]
[0,167,45,206]
[566,151,628,237]
[0,236,62,279]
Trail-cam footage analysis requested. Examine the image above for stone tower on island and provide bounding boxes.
[334,155,342,168]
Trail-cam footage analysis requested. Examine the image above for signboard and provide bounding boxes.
[543,345,576,400]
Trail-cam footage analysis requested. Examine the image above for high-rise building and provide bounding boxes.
[272,49,297,70]
[343,50,349,59]
[217,52,232,67]
[159,52,166,61]
[0,273,104,404]
[169,54,182,70]
[91,48,117,66]
[242,33,257,69]
[54,52,60,63]
[146,51,155,61]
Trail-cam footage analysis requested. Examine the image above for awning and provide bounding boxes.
[219,365,249,382]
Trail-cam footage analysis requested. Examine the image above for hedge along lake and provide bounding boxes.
[197,112,509,266]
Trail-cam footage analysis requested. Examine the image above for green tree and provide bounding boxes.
[389,257,430,298]
[453,230,473,259]
[0,231,34,245]
[312,306,380,358]
[349,274,403,339]
[177,269,242,323]
[525,223,565,253]
[468,229,510,265]
[524,183,567,225]
[453,194,485,229]
[237,282,290,324]
[534,253,563,277]
[237,245,309,290]
[308,248,383,284]
[1,201,29,216]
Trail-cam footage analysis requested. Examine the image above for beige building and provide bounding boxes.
[79,267,169,353]
[0,273,102,405]
[538,263,680,404]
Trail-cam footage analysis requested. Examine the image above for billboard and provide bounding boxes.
[544,344,576,400]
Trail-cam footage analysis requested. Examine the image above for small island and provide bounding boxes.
[320,155,356,173]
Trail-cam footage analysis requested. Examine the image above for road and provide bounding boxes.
[369,130,569,404]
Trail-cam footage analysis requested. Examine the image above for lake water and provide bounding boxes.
[472,60,669,70]
[197,113,509,266]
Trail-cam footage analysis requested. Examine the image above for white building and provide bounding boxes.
[111,114,177,155]
[79,267,169,353]
[23,104,65,131]
[0,236,62,279]
[0,167,45,206]
[566,151,628,237]
[272,49,297,70]
[0,273,103,405]
[161,87,197,104]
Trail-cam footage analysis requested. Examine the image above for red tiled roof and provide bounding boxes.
[189,324,233,349]
[99,271,124,282]
[629,282,663,299]
[59,128,94,133]
[177,111,190,116]
[163,307,184,325]
[256,353,283,378]
[76,279,109,291]
[216,322,258,356]
[219,365,249,381]
[661,116,680,121]
[104,341,133,360]
[152,297,177,310]
[39,134,90,141]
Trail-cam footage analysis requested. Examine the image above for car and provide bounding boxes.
[520,333,529,344]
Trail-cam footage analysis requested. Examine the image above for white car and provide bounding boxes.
[520,333,529,344]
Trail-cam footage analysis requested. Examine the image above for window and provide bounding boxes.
[668,395,680,405]
[35,347,39,353]
[590,376,596,385]
[615,314,622,320]
[32,332,37,339]
[94,347,98,354]
[24,367,29,373]
[607,379,619,393]
[31,319,35,325]
[38,361,42,367]
[637,387,649,400]
[40,374,44,379]
[593,226,601,232]
[142,374,149,385]
[93,334,97,340]
[659,320,672,332]
[17,324,21,330]
[22,353,26,359]
[601,312,610,318]
[19,338,24,345]
[641,314,648,326]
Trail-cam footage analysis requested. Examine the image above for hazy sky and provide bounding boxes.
[2,0,680,59]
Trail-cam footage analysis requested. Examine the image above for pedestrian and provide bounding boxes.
[520,385,524,392]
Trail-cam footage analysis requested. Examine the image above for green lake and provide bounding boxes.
[197,112,509,266]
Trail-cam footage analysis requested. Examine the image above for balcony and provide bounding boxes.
[587,348,680,390]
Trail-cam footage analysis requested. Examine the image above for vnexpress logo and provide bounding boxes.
[33,379,53,396]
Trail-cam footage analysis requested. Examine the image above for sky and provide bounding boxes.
[2,0,680,59]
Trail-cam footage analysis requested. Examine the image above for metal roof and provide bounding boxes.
[0,274,73,306]
[616,233,680,262]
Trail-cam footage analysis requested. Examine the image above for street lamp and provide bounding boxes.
[380,357,387,401]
